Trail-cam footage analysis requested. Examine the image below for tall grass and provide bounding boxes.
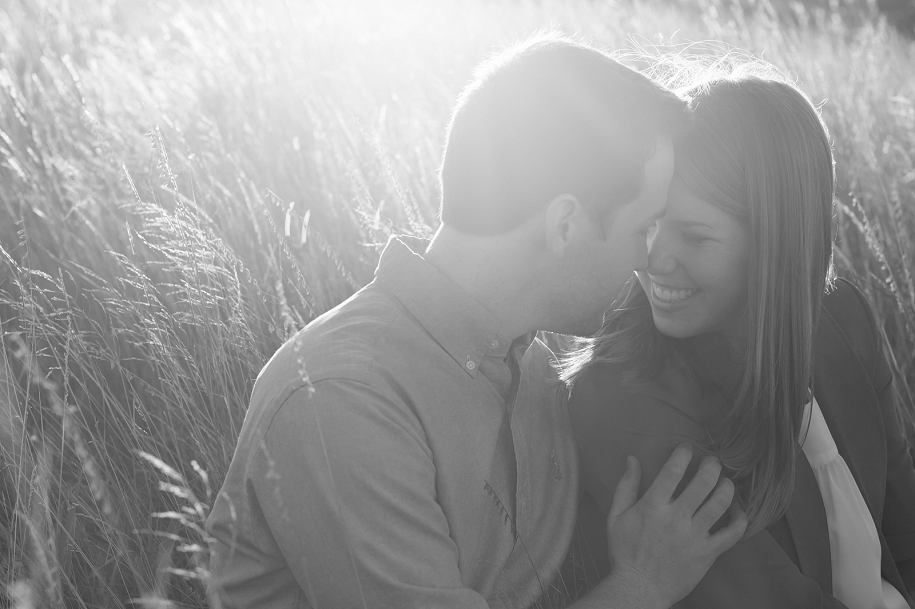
[0,0,913,606]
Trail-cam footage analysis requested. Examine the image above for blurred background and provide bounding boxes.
[1,0,914,606]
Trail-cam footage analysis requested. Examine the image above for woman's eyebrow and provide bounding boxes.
[668,219,715,230]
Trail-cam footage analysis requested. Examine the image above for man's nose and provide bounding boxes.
[646,237,677,275]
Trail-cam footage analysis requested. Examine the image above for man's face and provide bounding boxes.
[560,139,675,336]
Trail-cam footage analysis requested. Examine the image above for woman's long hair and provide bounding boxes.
[564,70,836,535]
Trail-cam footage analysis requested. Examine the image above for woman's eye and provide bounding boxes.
[683,233,713,245]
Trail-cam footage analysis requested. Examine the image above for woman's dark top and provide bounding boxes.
[569,278,915,608]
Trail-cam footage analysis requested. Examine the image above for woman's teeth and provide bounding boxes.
[652,282,698,304]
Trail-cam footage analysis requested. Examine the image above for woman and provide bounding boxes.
[565,70,915,608]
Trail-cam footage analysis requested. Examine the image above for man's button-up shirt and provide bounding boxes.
[205,236,579,608]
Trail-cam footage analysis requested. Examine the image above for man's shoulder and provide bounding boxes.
[260,281,409,391]
[231,282,418,444]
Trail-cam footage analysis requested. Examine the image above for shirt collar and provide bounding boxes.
[375,236,531,377]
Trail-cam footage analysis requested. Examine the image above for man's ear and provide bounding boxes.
[544,193,582,256]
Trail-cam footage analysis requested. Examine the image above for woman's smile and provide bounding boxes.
[649,280,699,305]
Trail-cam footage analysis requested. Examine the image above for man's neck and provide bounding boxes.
[423,225,542,340]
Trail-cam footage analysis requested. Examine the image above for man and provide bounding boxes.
[206,35,747,608]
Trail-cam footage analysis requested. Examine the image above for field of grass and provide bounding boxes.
[0,0,913,606]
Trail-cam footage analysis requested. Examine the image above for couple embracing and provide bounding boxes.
[205,34,915,609]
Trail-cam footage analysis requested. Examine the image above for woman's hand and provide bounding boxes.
[605,443,748,608]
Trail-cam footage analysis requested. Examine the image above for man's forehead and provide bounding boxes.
[634,140,675,215]
[647,138,675,182]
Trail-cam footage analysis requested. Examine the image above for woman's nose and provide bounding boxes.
[646,236,677,275]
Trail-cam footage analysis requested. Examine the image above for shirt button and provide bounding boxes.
[466,360,476,371]
[490,340,499,349]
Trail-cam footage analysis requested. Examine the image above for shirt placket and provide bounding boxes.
[505,342,526,545]
[479,339,518,528]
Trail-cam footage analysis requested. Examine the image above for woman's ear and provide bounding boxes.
[543,193,582,257]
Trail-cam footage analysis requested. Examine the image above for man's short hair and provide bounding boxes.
[440,34,688,235]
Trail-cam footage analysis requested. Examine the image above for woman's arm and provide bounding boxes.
[569,367,850,609]
[844,280,915,596]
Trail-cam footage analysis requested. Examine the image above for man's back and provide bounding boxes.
[205,238,579,608]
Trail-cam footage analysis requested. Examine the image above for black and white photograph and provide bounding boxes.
[1,0,914,607]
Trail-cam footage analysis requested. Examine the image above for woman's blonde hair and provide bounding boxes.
[564,64,836,535]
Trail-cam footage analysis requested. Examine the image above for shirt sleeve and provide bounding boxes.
[848,282,915,597]
[568,368,850,609]
[248,379,492,609]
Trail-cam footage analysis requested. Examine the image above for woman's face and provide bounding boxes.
[636,183,751,340]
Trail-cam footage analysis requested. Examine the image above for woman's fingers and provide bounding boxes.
[607,455,641,530]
